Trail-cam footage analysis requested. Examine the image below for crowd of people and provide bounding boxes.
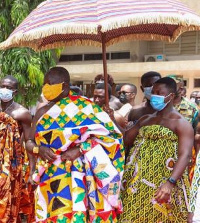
[0,67,200,222]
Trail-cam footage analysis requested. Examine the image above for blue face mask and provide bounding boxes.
[150,94,171,111]
[143,86,153,100]
[0,88,14,102]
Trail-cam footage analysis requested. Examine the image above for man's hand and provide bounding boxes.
[61,146,82,162]
[38,146,56,162]
[155,181,174,204]
[103,106,114,120]
[27,174,37,190]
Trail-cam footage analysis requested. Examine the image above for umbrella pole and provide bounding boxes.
[101,33,109,107]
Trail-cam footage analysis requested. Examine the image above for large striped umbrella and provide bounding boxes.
[1,0,200,105]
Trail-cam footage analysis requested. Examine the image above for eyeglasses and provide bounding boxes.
[119,91,134,95]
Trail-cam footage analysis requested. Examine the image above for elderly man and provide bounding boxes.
[26,67,124,222]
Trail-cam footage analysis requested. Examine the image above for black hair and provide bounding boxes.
[154,77,177,93]
[45,67,70,83]
[121,83,137,94]
[141,71,161,85]
[2,75,18,89]
[115,84,123,92]
[95,83,112,99]
[94,74,114,86]
[70,86,83,95]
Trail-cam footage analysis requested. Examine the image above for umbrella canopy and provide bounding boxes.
[1,0,200,51]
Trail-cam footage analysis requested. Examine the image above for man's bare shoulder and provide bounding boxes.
[11,102,31,122]
[128,103,150,122]
[165,109,194,135]
[13,103,30,114]
[172,109,194,128]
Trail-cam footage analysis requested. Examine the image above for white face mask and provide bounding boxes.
[95,79,104,84]
[0,88,14,102]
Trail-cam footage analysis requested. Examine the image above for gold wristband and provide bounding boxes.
[33,146,39,154]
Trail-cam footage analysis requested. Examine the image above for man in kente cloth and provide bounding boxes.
[119,77,193,222]
[0,112,23,222]
[26,67,124,222]
[0,75,33,222]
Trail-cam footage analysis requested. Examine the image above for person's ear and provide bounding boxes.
[13,89,18,96]
[63,82,69,89]
[169,93,175,101]
[131,93,136,99]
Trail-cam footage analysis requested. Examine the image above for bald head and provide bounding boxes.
[121,84,137,94]
[45,67,70,84]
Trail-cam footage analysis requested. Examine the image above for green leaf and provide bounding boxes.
[0,0,59,107]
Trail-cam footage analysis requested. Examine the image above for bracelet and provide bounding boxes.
[33,146,40,154]
[168,177,177,185]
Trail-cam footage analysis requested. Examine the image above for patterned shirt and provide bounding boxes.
[174,97,199,129]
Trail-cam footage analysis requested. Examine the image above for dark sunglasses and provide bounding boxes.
[119,91,134,95]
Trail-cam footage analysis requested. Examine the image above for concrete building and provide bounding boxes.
[58,0,200,104]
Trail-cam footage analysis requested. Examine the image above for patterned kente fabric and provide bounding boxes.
[33,91,125,222]
[0,112,23,222]
[119,125,190,223]
[189,151,200,213]
[174,97,199,184]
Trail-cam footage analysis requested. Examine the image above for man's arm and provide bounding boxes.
[171,120,194,180]
[19,109,32,142]
[18,109,35,180]
[128,109,134,122]
[25,106,57,180]
[155,119,194,203]
[124,115,150,157]
[124,114,150,153]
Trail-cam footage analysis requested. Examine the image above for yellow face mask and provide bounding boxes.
[42,82,63,101]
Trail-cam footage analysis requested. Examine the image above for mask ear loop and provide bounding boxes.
[164,93,172,105]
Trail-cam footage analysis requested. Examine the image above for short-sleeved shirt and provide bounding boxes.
[174,97,199,129]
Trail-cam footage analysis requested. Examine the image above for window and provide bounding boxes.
[84,53,109,60]
[111,52,130,60]
[59,54,82,62]
[59,51,130,62]
[194,78,200,88]
[183,79,188,87]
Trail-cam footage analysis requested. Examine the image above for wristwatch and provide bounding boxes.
[33,146,39,154]
[168,177,177,185]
